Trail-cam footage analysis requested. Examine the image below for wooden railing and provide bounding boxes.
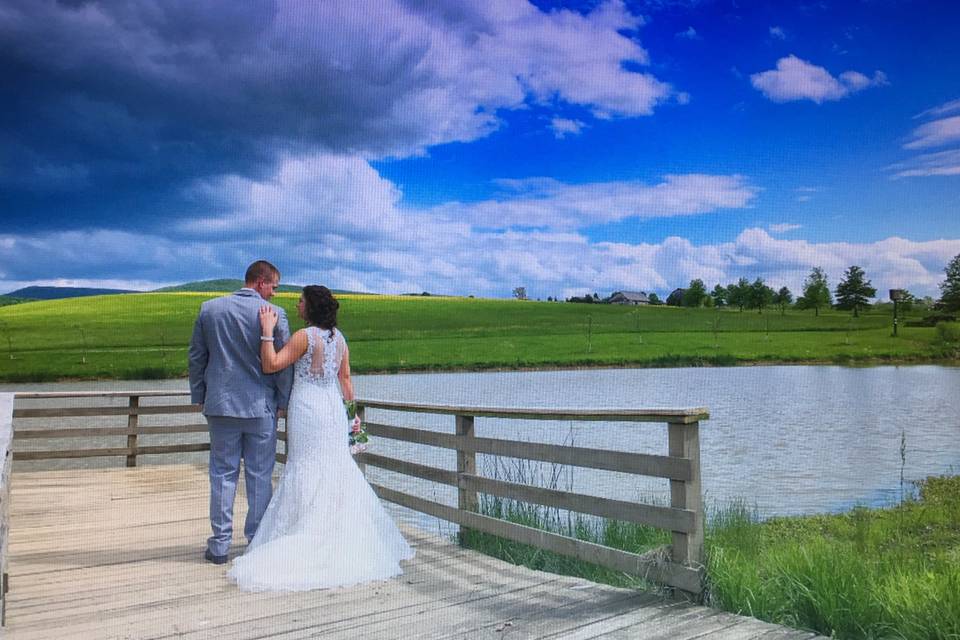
[1,393,12,626]
[353,400,708,596]
[12,391,291,466]
[9,391,709,597]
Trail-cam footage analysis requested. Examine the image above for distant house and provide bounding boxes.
[608,291,650,305]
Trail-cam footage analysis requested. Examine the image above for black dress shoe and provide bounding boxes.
[204,549,229,565]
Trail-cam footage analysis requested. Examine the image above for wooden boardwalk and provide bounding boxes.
[3,464,818,639]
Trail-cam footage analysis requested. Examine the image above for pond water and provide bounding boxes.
[5,364,959,533]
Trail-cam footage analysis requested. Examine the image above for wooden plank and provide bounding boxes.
[365,422,691,480]
[13,391,191,399]
[13,443,210,461]
[669,421,703,574]
[368,482,702,594]
[15,425,209,439]
[359,399,709,423]
[125,396,138,468]
[368,482,462,524]
[14,405,201,418]
[455,415,477,514]
[458,473,696,533]
[353,452,457,486]
[455,510,703,594]
[5,464,819,640]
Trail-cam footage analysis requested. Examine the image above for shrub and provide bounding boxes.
[935,321,960,344]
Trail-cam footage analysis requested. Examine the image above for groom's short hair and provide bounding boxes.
[245,260,280,285]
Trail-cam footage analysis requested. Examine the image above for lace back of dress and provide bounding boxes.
[300,326,343,385]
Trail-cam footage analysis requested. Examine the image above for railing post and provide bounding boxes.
[668,420,703,584]
[1,393,14,627]
[456,414,477,518]
[125,395,139,467]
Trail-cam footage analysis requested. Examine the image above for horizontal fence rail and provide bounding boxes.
[352,399,708,596]
[9,391,709,597]
[11,391,213,466]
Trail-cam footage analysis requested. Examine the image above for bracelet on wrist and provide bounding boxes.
[260,336,274,342]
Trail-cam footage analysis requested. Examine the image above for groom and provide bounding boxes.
[188,260,294,564]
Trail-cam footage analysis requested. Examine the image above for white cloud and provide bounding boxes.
[4,161,957,300]
[432,174,759,229]
[914,98,960,120]
[892,99,960,178]
[769,26,786,40]
[769,223,802,233]
[550,118,586,139]
[676,26,700,40]
[750,55,887,104]
[887,148,960,178]
[903,115,960,150]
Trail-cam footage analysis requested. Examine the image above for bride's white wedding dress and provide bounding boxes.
[228,326,414,591]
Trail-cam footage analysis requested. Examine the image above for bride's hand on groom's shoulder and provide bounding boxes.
[259,305,278,333]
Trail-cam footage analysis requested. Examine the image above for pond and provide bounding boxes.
[5,364,959,533]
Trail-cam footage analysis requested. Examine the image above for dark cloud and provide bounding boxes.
[1,0,677,233]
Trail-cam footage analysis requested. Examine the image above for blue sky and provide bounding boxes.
[2,0,959,300]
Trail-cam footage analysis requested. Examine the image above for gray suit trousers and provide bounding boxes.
[206,415,277,556]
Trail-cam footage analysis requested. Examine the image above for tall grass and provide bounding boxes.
[460,466,960,639]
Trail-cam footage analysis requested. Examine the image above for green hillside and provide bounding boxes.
[154,279,304,293]
[154,279,368,295]
[0,292,952,382]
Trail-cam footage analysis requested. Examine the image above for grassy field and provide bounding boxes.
[0,291,955,381]
[461,474,960,639]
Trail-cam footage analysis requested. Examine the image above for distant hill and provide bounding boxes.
[3,286,137,300]
[155,279,304,293]
[0,295,27,307]
[156,279,371,295]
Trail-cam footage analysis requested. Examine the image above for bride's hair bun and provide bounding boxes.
[302,285,339,330]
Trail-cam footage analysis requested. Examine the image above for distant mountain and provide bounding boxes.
[3,286,137,300]
[155,279,303,293]
[155,279,368,295]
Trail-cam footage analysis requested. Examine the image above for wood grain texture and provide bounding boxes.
[1,465,820,639]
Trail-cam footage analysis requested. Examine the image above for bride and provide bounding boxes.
[228,285,414,591]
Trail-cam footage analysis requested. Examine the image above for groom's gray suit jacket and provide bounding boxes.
[188,289,293,417]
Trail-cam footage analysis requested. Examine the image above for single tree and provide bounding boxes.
[940,253,960,312]
[748,278,774,313]
[726,277,750,312]
[683,279,708,307]
[711,284,727,307]
[835,265,876,317]
[666,288,686,306]
[893,290,915,312]
[772,286,793,315]
[512,286,527,300]
[797,267,832,316]
[648,292,662,305]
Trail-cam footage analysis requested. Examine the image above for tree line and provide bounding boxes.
[668,253,960,316]
[554,253,960,316]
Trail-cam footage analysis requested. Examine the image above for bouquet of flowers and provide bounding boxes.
[344,400,369,455]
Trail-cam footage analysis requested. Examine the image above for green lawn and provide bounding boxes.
[0,292,953,381]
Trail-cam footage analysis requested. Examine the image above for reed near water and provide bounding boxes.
[463,473,960,640]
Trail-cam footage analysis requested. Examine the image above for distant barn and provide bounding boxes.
[608,291,649,305]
